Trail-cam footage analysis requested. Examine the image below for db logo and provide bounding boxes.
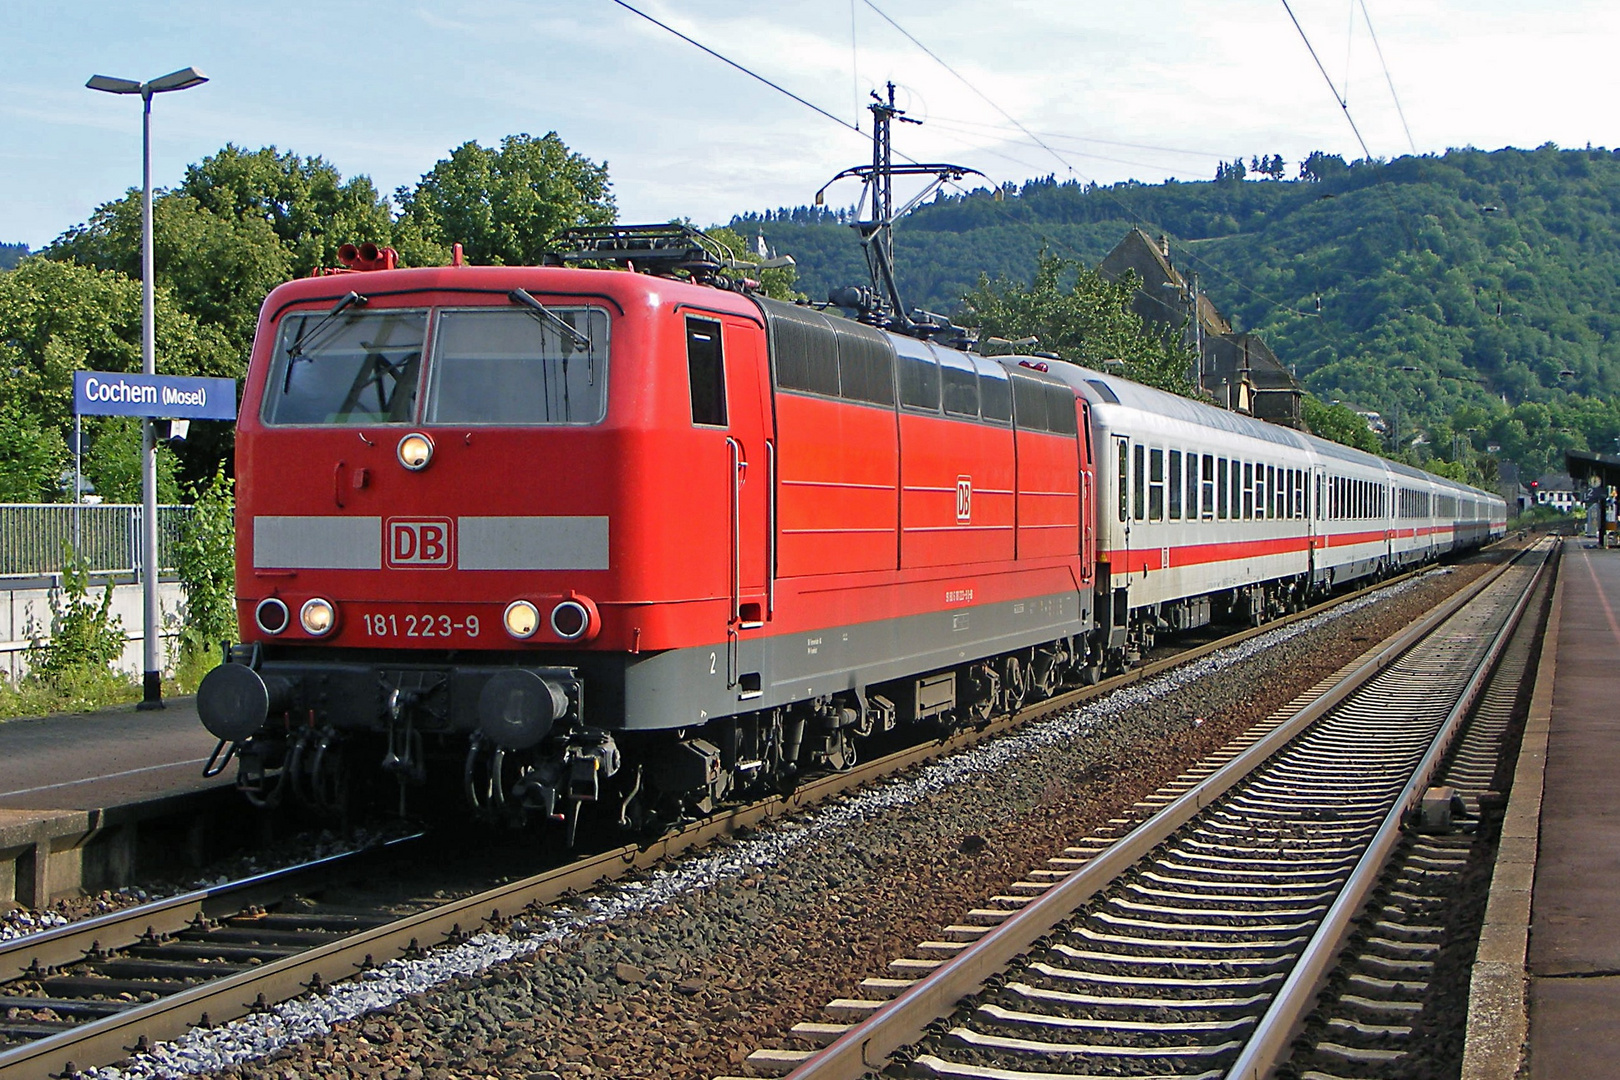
[386,517,453,568]
[956,476,973,524]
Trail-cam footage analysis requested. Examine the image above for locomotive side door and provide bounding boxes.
[721,317,772,628]
[685,313,772,694]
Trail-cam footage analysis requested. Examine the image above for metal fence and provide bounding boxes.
[0,504,195,579]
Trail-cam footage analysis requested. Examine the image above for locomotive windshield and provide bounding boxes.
[425,307,609,425]
[260,305,609,427]
[264,309,428,425]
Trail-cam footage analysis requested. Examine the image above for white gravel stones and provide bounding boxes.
[87,571,1441,1079]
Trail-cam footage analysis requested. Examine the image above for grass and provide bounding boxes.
[0,645,220,722]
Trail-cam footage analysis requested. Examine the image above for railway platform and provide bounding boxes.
[1465,538,1620,1078]
[0,696,239,908]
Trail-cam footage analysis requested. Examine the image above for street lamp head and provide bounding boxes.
[86,74,143,94]
[148,67,208,93]
[85,68,207,96]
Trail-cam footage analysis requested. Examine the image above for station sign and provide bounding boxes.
[73,371,238,420]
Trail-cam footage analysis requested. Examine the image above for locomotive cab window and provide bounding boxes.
[265,308,428,425]
[685,318,726,427]
[426,307,610,425]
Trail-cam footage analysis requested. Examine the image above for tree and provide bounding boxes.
[177,144,394,273]
[51,191,291,354]
[702,225,803,301]
[959,250,1199,396]
[1298,151,1348,182]
[1302,395,1381,453]
[0,258,224,499]
[0,393,66,501]
[394,133,615,266]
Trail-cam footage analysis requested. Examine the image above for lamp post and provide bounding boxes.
[87,66,208,710]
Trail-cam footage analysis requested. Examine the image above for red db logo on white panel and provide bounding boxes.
[386,518,454,568]
[956,476,973,524]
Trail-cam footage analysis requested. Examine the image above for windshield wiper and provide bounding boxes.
[284,291,369,391]
[509,289,597,420]
[508,288,590,349]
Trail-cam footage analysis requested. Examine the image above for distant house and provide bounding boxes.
[1533,473,1578,512]
[1098,229,1304,429]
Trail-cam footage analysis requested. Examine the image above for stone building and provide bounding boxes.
[1098,229,1304,428]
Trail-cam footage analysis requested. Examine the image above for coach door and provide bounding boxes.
[1309,465,1326,580]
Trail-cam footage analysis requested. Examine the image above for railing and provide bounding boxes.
[0,504,194,579]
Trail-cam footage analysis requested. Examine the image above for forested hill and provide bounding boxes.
[0,243,28,271]
[737,145,1620,472]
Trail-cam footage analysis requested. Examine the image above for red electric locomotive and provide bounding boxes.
[198,229,1100,836]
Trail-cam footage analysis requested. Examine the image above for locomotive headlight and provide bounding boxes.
[397,432,434,471]
[300,597,337,636]
[504,600,540,639]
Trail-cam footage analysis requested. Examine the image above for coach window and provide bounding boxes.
[1202,454,1216,519]
[1169,450,1183,519]
[1118,438,1129,522]
[896,340,940,411]
[1186,451,1199,518]
[1218,458,1229,519]
[1255,463,1267,519]
[685,318,726,426]
[1149,448,1165,520]
[1243,462,1254,519]
[1133,443,1146,520]
[1273,467,1283,519]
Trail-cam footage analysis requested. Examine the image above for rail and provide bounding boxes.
[0,552,1510,1079]
[778,540,1546,1080]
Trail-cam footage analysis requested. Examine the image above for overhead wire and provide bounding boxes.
[854,2,1323,321]
[606,0,863,137]
[860,0,1076,178]
[605,0,1320,322]
[1279,0,1420,252]
[1359,0,1418,154]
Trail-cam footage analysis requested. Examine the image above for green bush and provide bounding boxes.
[25,549,126,685]
[174,468,236,664]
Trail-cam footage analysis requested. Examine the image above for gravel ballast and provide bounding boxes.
[86,560,1497,1080]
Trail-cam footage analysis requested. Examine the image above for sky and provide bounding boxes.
[3,1,1617,251]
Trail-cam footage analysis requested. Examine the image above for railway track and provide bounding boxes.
[0,555,1512,1080]
[735,538,1551,1080]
